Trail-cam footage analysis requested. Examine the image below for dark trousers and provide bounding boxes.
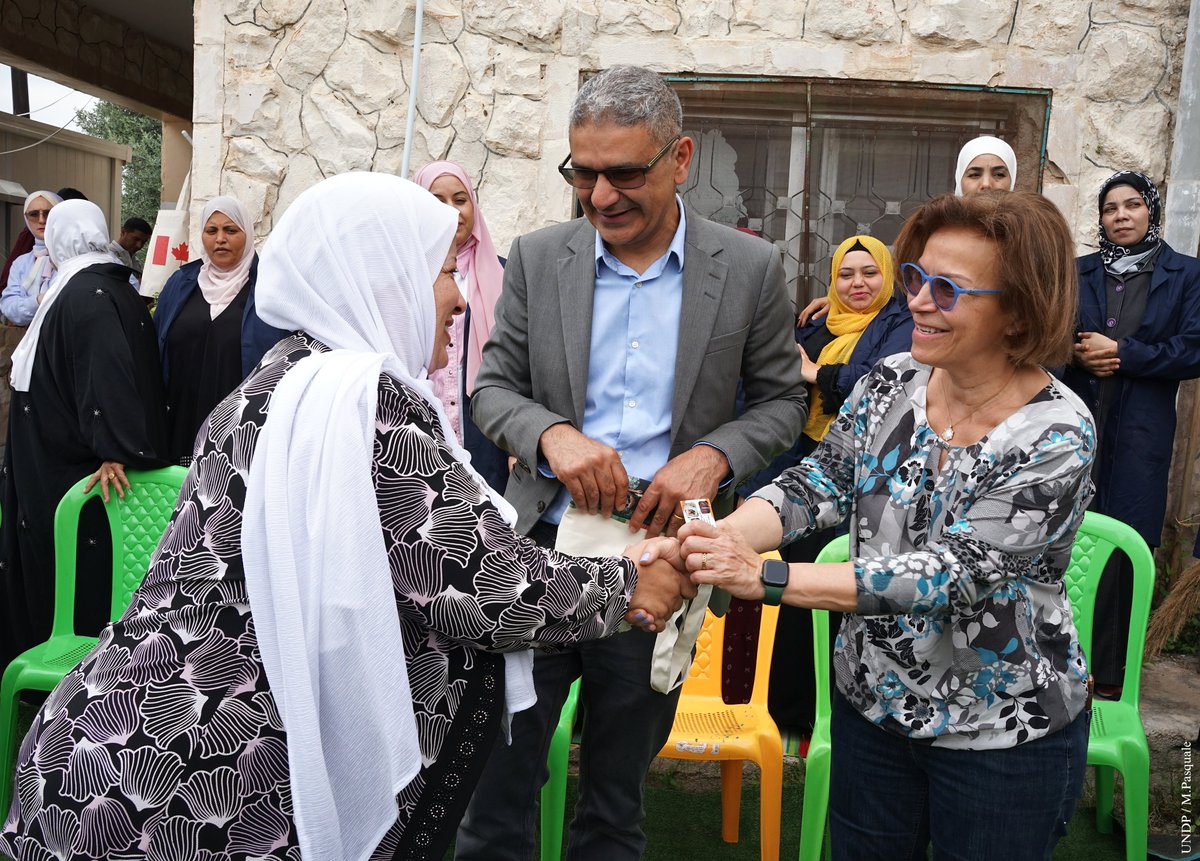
[1090,550,1136,689]
[767,523,840,733]
[454,523,683,861]
[828,692,1089,861]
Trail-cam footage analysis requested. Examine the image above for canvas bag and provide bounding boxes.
[553,505,711,694]
[139,171,191,298]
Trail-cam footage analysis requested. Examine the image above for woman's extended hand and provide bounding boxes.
[677,520,766,600]
[84,461,129,503]
[799,344,820,384]
[624,537,697,632]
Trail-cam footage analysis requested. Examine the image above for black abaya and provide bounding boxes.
[163,281,249,464]
[0,263,167,667]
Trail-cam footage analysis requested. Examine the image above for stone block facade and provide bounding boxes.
[195,0,1188,256]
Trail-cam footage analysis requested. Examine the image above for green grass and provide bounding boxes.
[539,762,1129,860]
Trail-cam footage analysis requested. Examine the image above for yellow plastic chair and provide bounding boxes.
[0,466,186,814]
[656,599,784,861]
[1062,511,1155,861]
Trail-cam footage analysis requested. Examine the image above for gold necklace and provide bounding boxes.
[937,368,1017,442]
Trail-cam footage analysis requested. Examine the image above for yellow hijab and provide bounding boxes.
[803,235,895,441]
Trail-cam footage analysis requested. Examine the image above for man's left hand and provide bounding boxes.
[628,446,729,537]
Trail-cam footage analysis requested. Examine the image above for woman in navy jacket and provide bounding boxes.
[745,235,912,731]
[1062,170,1200,695]
[154,196,288,464]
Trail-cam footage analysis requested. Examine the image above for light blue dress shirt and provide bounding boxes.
[542,200,688,524]
[2,250,47,326]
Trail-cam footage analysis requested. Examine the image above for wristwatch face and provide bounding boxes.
[761,559,789,588]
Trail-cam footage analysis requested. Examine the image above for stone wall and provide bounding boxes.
[0,0,192,119]
[196,0,1189,256]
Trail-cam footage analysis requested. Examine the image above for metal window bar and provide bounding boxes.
[670,76,1050,307]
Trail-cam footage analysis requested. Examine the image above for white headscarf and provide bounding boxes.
[243,172,527,861]
[197,196,256,319]
[954,135,1018,196]
[10,200,117,391]
[20,190,63,293]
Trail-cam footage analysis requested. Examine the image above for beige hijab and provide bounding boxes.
[197,196,255,319]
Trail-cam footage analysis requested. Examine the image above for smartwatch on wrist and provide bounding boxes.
[760,559,789,606]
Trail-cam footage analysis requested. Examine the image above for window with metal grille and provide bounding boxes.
[669,76,1051,308]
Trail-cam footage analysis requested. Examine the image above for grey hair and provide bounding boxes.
[569,66,683,145]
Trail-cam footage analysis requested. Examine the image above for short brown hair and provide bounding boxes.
[893,192,1077,367]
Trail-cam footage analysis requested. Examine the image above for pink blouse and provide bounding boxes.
[430,308,467,445]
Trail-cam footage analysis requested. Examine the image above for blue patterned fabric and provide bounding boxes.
[755,353,1096,749]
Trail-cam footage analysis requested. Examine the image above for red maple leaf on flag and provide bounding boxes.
[171,242,189,262]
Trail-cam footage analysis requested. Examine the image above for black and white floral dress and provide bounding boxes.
[1,334,636,861]
[755,353,1096,749]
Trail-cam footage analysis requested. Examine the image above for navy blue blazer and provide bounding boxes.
[797,291,913,410]
[1061,242,1200,546]
[153,255,290,385]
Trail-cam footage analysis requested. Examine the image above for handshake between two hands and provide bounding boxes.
[620,521,764,633]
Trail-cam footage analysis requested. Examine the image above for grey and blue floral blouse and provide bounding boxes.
[754,353,1095,749]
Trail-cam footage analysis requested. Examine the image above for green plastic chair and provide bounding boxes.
[0,466,186,814]
[539,677,582,861]
[803,513,1155,861]
[796,535,844,861]
[1062,511,1155,861]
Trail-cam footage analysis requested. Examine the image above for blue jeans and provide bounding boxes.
[828,691,1089,861]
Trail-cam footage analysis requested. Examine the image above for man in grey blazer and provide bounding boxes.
[455,65,806,861]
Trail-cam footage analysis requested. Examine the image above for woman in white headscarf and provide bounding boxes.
[1,174,690,861]
[1,190,64,325]
[153,195,289,464]
[954,135,1018,196]
[797,136,1020,325]
[0,199,166,668]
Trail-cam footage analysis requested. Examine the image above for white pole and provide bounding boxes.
[400,0,425,178]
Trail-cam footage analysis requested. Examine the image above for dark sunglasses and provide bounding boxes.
[24,209,52,222]
[899,262,1001,312]
[558,136,680,190]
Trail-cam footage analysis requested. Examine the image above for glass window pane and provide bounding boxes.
[671,76,1049,307]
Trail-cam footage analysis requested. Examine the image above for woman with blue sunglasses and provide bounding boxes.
[669,192,1096,860]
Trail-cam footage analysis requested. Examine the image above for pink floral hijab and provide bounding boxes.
[412,161,505,392]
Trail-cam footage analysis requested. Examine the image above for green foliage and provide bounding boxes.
[74,101,161,237]
[1165,613,1200,656]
